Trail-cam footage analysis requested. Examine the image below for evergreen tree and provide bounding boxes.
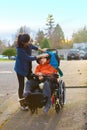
[35,30,45,46]
[45,14,55,38]
[49,24,65,48]
[41,38,51,49]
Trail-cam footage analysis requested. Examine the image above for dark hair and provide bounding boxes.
[36,55,50,64]
[17,34,30,48]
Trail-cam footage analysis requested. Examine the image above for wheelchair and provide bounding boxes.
[24,49,66,114]
[24,74,66,114]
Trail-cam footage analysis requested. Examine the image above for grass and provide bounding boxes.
[0,59,15,62]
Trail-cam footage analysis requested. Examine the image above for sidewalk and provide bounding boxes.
[0,93,19,127]
[0,89,87,130]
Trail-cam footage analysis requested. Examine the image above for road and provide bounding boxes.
[0,60,87,130]
[0,61,18,95]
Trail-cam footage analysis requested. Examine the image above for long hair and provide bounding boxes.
[17,34,30,48]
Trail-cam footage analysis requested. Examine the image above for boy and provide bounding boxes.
[24,53,59,113]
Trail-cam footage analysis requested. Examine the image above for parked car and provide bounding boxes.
[10,56,16,60]
[82,53,87,60]
[67,49,80,60]
[79,50,86,59]
[59,54,64,60]
[0,55,8,59]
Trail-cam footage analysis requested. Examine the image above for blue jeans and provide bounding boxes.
[23,79,51,106]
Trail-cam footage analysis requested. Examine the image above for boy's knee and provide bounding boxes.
[44,81,49,86]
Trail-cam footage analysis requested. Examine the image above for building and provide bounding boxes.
[73,43,87,49]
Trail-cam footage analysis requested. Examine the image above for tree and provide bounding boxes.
[45,14,55,38]
[0,40,7,54]
[18,25,31,34]
[45,15,65,48]
[35,30,45,46]
[40,38,51,49]
[72,26,87,43]
[2,48,16,59]
[50,24,65,48]
[12,26,31,47]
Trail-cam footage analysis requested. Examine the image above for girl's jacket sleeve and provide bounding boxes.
[17,48,37,61]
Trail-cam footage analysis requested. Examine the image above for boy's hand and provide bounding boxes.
[36,72,43,80]
[38,75,43,80]
[36,72,42,76]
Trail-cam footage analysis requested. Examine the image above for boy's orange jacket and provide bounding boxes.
[35,60,58,75]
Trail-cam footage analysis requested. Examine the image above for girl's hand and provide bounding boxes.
[36,53,49,59]
[42,48,48,52]
[38,48,48,52]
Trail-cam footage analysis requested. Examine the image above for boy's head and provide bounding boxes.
[39,56,47,64]
[37,53,50,64]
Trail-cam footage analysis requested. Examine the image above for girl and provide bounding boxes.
[14,34,46,110]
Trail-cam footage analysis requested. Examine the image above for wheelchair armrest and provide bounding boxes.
[53,73,59,78]
[31,73,39,79]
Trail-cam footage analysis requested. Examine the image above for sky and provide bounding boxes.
[0,0,87,42]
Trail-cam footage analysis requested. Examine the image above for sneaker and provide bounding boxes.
[18,98,25,106]
[18,98,25,102]
[43,105,51,114]
[21,105,29,111]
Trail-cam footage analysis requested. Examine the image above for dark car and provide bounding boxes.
[67,49,80,60]
[79,50,86,59]
[10,56,16,60]
[82,53,87,60]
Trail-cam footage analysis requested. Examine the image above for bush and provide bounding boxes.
[2,48,16,59]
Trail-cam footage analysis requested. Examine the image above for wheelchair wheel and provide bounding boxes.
[58,80,66,107]
[62,81,66,104]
